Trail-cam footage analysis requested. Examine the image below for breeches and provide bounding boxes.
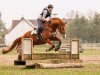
[37,19,43,30]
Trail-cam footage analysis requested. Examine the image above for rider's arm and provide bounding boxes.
[48,11,52,21]
[49,15,51,20]
[42,10,47,21]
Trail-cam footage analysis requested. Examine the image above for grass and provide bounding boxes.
[80,49,100,55]
[0,46,100,75]
[0,64,100,75]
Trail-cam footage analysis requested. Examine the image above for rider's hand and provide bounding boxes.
[43,19,47,23]
[48,20,51,24]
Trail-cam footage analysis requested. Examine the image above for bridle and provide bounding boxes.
[44,28,54,33]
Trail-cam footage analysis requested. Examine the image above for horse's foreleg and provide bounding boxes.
[45,39,55,52]
[54,37,61,51]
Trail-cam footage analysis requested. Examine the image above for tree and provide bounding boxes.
[0,12,7,36]
[92,13,100,42]
[67,14,89,41]
[66,11,100,43]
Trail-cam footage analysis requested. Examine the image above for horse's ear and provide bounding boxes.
[64,21,67,24]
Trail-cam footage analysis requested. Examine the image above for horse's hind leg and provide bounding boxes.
[45,39,55,52]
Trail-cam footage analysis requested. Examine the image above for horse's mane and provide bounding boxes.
[44,18,65,29]
[51,18,60,20]
[51,18,65,26]
[51,18,62,22]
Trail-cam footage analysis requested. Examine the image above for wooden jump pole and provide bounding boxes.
[70,39,80,59]
[14,38,33,65]
[22,38,33,60]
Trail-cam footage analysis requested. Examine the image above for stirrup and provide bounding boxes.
[37,33,44,41]
[37,36,39,39]
[37,33,41,39]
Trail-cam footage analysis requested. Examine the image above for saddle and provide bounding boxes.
[31,29,44,41]
[31,30,37,35]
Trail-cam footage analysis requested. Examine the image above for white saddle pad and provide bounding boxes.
[31,30,37,35]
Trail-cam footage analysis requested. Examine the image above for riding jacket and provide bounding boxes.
[38,7,52,21]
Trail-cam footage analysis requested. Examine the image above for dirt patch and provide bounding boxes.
[0,54,100,65]
[0,54,17,65]
[81,55,100,64]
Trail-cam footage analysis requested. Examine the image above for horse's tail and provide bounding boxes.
[2,37,22,54]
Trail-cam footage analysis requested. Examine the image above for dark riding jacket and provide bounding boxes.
[38,7,52,21]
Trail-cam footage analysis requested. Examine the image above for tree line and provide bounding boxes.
[0,12,7,36]
[66,12,100,43]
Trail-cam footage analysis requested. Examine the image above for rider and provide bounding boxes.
[37,4,53,38]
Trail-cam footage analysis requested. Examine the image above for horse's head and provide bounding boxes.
[50,18,67,39]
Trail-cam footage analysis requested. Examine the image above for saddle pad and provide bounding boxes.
[31,30,37,35]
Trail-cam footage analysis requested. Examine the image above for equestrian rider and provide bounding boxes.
[37,4,53,37]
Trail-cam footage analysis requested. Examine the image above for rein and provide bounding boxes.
[43,18,64,34]
[44,28,54,33]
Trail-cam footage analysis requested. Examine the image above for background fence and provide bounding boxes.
[81,43,100,50]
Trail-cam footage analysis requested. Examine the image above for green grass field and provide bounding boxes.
[0,64,100,75]
[0,46,100,75]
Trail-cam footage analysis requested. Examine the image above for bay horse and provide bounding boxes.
[2,18,66,54]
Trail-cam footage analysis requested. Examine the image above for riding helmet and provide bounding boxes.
[48,4,53,8]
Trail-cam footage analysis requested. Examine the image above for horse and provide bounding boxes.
[2,18,67,54]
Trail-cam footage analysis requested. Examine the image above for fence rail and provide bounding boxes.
[81,43,100,50]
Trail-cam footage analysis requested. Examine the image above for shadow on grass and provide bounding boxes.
[23,65,36,69]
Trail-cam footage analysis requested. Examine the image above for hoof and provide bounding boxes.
[46,49,49,52]
[55,49,59,52]
[55,47,60,52]
[46,48,53,52]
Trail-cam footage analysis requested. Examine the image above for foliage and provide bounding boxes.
[67,13,100,43]
[0,13,7,36]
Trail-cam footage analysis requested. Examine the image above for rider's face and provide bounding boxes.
[49,8,53,11]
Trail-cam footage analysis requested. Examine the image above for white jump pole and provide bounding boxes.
[22,38,33,60]
[70,39,79,59]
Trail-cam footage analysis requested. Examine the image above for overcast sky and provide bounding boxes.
[0,0,100,28]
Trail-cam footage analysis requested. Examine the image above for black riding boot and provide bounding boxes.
[37,29,42,39]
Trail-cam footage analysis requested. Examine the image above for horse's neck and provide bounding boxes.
[44,23,57,32]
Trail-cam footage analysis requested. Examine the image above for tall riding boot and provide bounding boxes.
[37,29,41,39]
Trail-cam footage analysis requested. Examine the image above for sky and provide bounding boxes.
[0,0,100,28]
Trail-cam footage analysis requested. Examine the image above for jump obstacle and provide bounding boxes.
[14,38,83,68]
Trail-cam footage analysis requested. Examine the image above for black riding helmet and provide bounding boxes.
[48,4,53,8]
